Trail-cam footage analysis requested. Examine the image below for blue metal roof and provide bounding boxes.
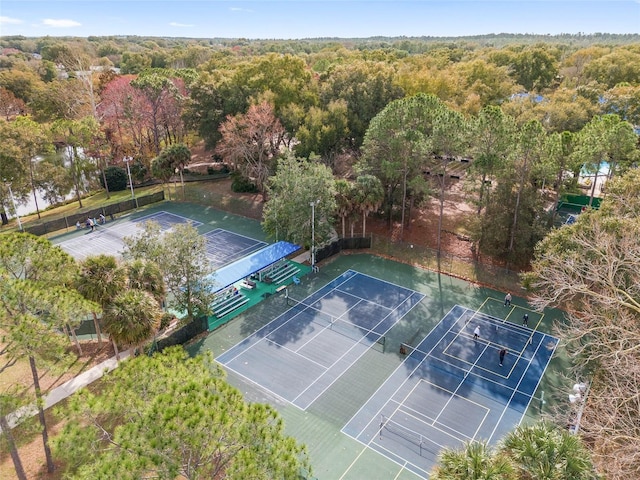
[206,241,301,293]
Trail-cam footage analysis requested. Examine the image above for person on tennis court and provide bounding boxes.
[504,293,512,306]
[522,313,529,327]
[473,325,480,340]
[499,348,508,366]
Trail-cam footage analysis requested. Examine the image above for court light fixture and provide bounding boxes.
[310,199,320,270]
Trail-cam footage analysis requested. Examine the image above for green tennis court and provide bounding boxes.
[190,248,568,479]
[51,201,567,479]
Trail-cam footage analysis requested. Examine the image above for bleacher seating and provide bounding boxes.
[260,260,300,285]
[212,289,249,318]
[271,263,299,284]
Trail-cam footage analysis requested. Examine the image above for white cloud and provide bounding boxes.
[42,18,81,28]
[0,16,23,25]
[229,7,254,13]
[169,22,194,28]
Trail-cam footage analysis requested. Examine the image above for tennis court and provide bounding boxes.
[342,304,559,478]
[59,211,202,260]
[203,228,267,269]
[216,270,425,410]
[58,211,266,269]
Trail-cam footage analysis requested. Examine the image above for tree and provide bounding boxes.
[334,178,357,238]
[432,441,516,480]
[583,48,640,89]
[478,120,548,266]
[126,258,166,305]
[294,100,349,168]
[151,143,191,200]
[522,169,640,479]
[215,101,286,200]
[450,59,517,115]
[0,233,96,474]
[432,422,598,480]
[0,116,53,219]
[320,60,405,149]
[131,70,186,155]
[430,107,468,255]
[501,422,598,480]
[123,221,215,321]
[53,347,311,479]
[75,255,128,348]
[0,87,27,119]
[510,45,560,92]
[53,43,101,118]
[50,116,103,209]
[601,83,640,127]
[359,93,440,239]
[102,289,162,357]
[1,392,28,480]
[467,106,516,215]
[262,154,337,247]
[537,131,579,226]
[354,174,384,237]
[572,114,638,206]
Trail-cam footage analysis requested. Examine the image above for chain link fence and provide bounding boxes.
[24,191,165,236]
[368,233,525,294]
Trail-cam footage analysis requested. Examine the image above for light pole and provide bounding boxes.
[310,199,319,270]
[123,156,136,206]
[6,183,23,231]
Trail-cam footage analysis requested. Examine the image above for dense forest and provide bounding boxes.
[1,33,639,266]
[1,34,640,479]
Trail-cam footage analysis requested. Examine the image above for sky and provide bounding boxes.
[1,0,639,39]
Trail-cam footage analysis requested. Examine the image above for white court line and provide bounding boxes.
[215,271,366,366]
[218,271,424,411]
[217,359,292,405]
[346,269,421,295]
[344,305,557,478]
[263,338,330,370]
[433,340,490,424]
[290,303,360,354]
[369,441,432,477]
[389,397,477,443]
[487,333,556,444]
[293,291,421,406]
[350,306,462,446]
[136,211,203,227]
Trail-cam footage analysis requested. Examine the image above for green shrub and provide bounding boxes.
[230,172,258,193]
[101,166,128,191]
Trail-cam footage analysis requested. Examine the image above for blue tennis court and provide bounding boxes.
[342,304,558,478]
[216,270,425,410]
[202,228,267,269]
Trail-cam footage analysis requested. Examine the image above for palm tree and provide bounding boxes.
[102,289,162,359]
[335,178,356,238]
[76,255,127,347]
[432,441,516,480]
[126,258,166,306]
[500,422,598,480]
[355,174,384,237]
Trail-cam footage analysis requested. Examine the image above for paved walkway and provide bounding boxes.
[3,350,131,431]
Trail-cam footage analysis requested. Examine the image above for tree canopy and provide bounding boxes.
[53,347,311,479]
[523,169,640,479]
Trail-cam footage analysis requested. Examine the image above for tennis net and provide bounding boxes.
[288,296,385,350]
[379,415,429,456]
